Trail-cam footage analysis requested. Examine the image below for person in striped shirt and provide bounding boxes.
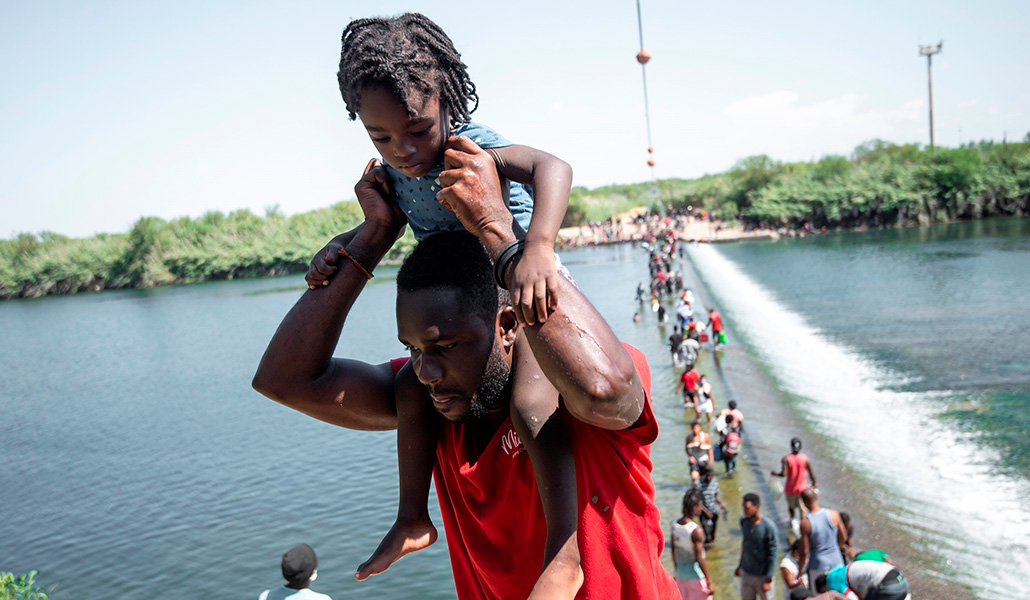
[692,465,727,544]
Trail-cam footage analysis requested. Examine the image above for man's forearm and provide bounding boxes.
[252,223,399,401]
[515,273,644,430]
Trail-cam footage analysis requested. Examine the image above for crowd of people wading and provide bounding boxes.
[633,212,912,600]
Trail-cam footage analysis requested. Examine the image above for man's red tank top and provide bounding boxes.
[785,452,810,496]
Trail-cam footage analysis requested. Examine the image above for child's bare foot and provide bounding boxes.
[355,516,437,581]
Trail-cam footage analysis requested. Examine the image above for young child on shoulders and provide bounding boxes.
[306,13,581,597]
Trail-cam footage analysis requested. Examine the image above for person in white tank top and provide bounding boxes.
[671,489,714,600]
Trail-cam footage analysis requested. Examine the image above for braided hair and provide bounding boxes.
[338,13,479,125]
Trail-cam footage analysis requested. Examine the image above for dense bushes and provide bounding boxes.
[567,138,1030,230]
[0,571,49,600]
[3,137,1027,300]
[0,202,415,299]
[745,141,1029,227]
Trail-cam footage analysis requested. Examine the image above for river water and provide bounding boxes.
[1,219,1026,598]
[685,217,1030,599]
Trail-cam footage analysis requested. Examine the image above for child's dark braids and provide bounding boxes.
[337,13,479,124]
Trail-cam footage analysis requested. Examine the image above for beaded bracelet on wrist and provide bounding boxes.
[338,247,374,280]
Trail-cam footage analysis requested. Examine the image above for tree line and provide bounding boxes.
[3,137,1028,300]
[563,137,1030,229]
[0,202,415,300]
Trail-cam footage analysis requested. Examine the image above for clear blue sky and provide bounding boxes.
[2,0,1027,238]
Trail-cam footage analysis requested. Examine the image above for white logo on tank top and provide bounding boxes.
[500,428,525,458]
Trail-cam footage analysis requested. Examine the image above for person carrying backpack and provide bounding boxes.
[721,416,741,474]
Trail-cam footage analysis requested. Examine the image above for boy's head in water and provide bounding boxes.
[337,14,478,178]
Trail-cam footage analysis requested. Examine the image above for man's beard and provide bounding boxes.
[462,340,511,423]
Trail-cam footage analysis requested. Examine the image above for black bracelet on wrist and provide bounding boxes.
[493,240,525,290]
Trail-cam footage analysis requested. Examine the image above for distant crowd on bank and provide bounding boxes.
[559,206,723,248]
[634,228,912,600]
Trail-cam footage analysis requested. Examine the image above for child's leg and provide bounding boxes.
[355,365,439,581]
[510,335,583,599]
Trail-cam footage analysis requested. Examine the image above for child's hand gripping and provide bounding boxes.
[305,158,399,289]
[509,242,559,327]
[305,234,347,289]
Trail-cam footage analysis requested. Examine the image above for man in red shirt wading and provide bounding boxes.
[707,308,724,347]
[679,367,701,408]
[770,437,817,534]
[253,139,678,600]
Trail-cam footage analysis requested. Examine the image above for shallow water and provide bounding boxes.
[685,218,1030,599]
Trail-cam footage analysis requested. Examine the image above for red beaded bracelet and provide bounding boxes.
[338,247,374,280]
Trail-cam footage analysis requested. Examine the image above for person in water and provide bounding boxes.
[693,464,727,545]
[669,327,685,365]
[685,420,714,482]
[254,137,679,598]
[825,560,910,600]
[735,493,778,600]
[708,308,724,347]
[695,374,715,424]
[771,437,818,532]
[679,366,701,409]
[779,539,809,599]
[304,13,582,585]
[671,489,715,599]
[799,488,847,586]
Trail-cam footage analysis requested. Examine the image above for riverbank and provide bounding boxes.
[661,241,979,599]
[558,213,779,247]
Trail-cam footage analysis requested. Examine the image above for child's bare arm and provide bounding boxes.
[486,145,572,327]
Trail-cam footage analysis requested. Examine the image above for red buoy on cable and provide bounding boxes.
[647,158,655,167]
[636,49,651,64]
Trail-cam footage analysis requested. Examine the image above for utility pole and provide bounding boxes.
[919,41,943,152]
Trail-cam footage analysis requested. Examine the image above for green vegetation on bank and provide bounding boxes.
[0,571,49,600]
[0,202,415,299]
[564,137,1030,228]
[3,138,1028,300]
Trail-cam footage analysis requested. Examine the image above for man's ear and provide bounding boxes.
[497,305,519,350]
